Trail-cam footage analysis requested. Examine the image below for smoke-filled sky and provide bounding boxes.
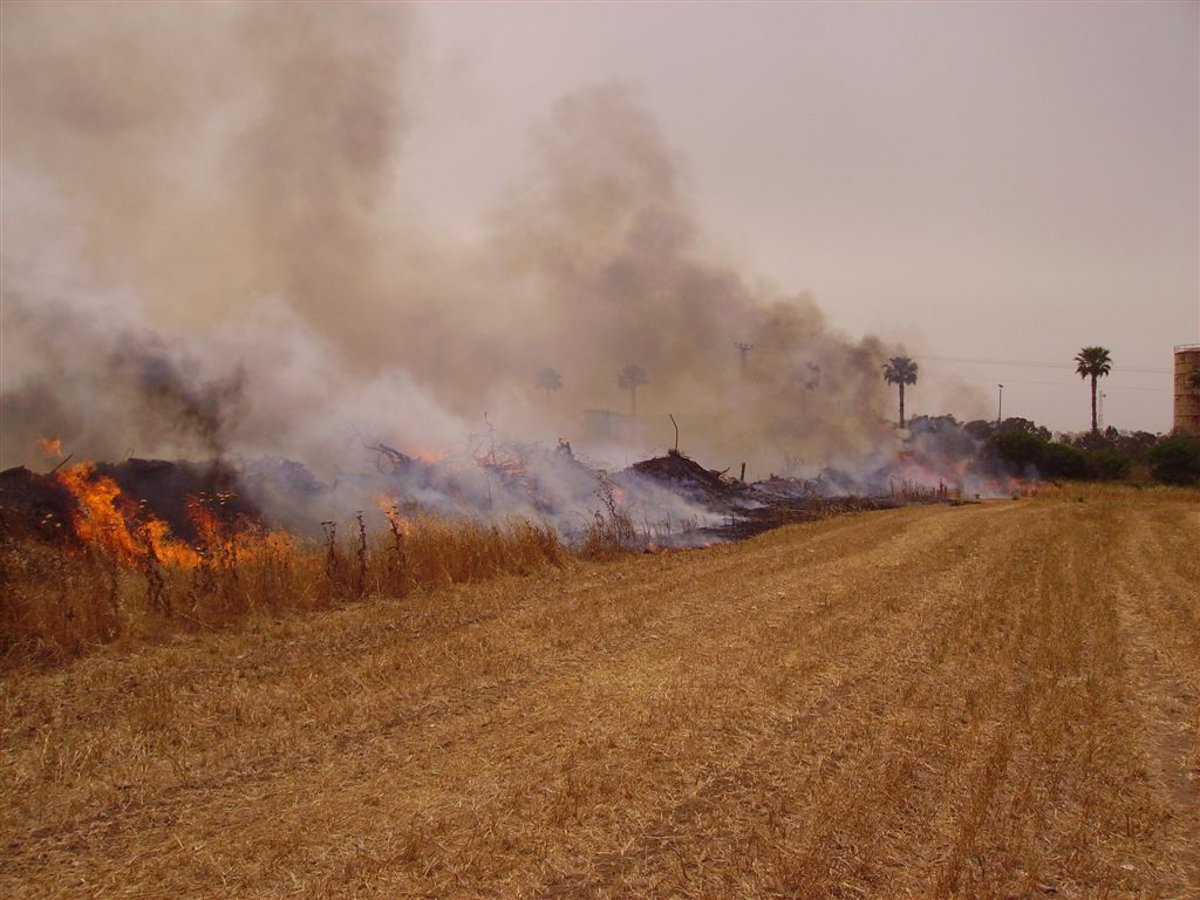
[1,0,1197,479]
[403,0,1199,433]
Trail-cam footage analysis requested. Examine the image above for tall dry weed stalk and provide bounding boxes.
[1,511,567,671]
[888,477,959,503]
[580,477,640,558]
[382,503,411,594]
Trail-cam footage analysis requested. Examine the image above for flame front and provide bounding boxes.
[56,462,199,567]
[375,494,411,536]
[187,493,295,564]
[57,463,137,563]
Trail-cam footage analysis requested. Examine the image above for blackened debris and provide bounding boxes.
[627,449,752,511]
[95,458,261,542]
[0,466,77,545]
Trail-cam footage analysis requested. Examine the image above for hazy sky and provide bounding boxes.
[403,0,1199,433]
[2,0,1197,466]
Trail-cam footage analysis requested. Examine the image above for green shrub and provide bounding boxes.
[1147,434,1200,485]
[1041,442,1089,479]
[988,430,1046,470]
[1088,447,1132,481]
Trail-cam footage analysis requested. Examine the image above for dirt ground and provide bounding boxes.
[2,486,1197,898]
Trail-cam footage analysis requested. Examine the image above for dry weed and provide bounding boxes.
[1,513,566,671]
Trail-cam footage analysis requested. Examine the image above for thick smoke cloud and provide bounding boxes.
[1,2,899,489]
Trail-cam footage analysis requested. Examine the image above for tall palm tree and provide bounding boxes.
[535,367,563,403]
[618,364,648,417]
[1074,346,1112,433]
[882,356,918,428]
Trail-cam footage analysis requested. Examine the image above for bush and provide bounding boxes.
[1088,447,1132,481]
[988,430,1046,470]
[1041,442,1089,479]
[996,417,1051,441]
[964,419,995,441]
[1147,434,1200,485]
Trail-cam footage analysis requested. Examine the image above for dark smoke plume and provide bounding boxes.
[2,2,902,503]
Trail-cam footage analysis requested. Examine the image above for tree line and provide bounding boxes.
[881,345,1116,435]
[533,344,1200,484]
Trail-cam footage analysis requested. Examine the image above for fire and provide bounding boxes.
[139,516,200,568]
[54,464,293,570]
[56,463,139,562]
[375,494,411,535]
[186,493,295,564]
[56,462,199,567]
[187,495,224,547]
[37,435,63,458]
[406,445,446,465]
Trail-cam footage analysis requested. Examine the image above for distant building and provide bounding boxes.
[1174,344,1200,435]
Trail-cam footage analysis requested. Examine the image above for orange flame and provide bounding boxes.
[37,435,63,458]
[187,496,224,547]
[55,463,199,567]
[406,446,446,465]
[375,494,412,535]
[186,493,295,565]
[139,516,201,568]
[55,462,297,574]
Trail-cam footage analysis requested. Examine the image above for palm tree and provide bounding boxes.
[1074,346,1112,433]
[618,364,648,417]
[882,356,918,428]
[535,367,563,403]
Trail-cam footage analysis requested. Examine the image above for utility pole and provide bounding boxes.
[735,342,753,374]
[997,384,1004,426]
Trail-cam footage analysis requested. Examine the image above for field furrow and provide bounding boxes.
[2,489,1197,897]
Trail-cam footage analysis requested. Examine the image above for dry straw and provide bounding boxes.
[1,485,1196,896]
[0,511,567,671]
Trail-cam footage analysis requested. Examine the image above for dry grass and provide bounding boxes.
[1,485,1197,897]
[0,512,566,671]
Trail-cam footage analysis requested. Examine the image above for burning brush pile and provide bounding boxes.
[1,438,961,567]
[0,450,571,669]
[1,432,987,667]
[1,458,262,563]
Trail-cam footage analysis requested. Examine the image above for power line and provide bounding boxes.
[954,376,1169,393]
[922,354,1170,375]
[952,372,1170,391]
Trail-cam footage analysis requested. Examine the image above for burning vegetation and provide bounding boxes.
[0,450,570,669]
[10,405,1188,671]
[3,4,1187,670]
[3,410,1020,569]
[2,412,1035,670]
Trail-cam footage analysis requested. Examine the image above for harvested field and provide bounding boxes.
[2,486,1198,897]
